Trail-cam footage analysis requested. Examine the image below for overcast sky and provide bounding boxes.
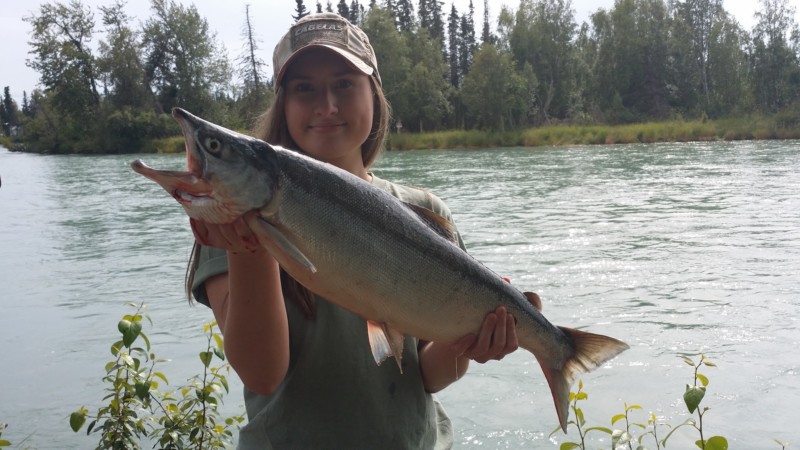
[0,0,771,104]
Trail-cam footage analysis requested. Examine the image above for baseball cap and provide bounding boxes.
[273,12,381,89]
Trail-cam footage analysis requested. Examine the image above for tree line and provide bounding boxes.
[2,0,799,153]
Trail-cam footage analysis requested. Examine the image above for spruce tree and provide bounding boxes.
[396,0,414,32]
[337,0,349,17]
[447,5,460,87]
[482,0,494,44]
[293,0,310,21]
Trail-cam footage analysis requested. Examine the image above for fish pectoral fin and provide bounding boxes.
[404,203,459,245]
[366,320,405,373]
[251,217,317,274]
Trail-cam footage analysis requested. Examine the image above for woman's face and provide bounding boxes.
[283,48,374,173]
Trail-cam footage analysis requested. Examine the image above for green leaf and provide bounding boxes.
[704,436,729,450]
[703,361,717,367]
[684,385,706,413]
[611,413,626,425]
[152,371,169,384]
[0,439,11,446]
[560,443,581,450]
[122,320,142,347]
[680,355,695,366]
[69,410,86,432]
[213,347,225,361]
[627,404,643,411]
[110,340,124,356]
[612,429,631,447]
[200,351,213,367]
[696,373,709,387]
[134,382,150,400]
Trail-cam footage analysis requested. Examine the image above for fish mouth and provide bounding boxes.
[129,108,212,204]
[130,159,213,204]
[172,108,204,177]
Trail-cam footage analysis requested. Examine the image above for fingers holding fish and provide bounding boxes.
[190,212,263,253]
[462,306,520,364]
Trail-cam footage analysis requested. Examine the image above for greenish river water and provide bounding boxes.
[1,140,798,448]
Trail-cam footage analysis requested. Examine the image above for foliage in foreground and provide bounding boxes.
[1,311,794,449]
[69,303,244,449]
[551,355,791,450]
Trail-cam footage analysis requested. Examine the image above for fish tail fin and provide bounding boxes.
[539,327,629,433]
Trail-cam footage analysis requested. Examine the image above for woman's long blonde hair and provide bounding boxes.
[186,73,390,316]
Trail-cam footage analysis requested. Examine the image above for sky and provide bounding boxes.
[0,0,772,105]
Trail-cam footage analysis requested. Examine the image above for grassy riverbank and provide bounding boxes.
[4,114,798,154]
[387,115,800,150]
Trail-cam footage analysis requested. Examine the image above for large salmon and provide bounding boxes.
[131,108,629,432]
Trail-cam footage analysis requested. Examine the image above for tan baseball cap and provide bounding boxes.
[273,13,381,90]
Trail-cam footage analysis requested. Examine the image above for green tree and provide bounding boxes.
[361,6,411,127]
[350,0,362,24]
[1,87,20,136]
[447,4,461,87]
[509,0,577,123]
[25,0,100,124]
[337,0,349,18]
[22,91,35,118]
[142,0,232,120]
[97,0,150,110]
[589,0,670,122]
[668,0,748,117]
[293,0,310,21]
[706,14,750,116]
[461,44,528,130]
[237,4,272,126]
[750,0,800,112]
[396,0,414,31]
[459,1,476,76]
[481,0,494,45]
[403,24,451,131]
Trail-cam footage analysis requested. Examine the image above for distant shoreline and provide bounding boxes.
[3,115,799,154]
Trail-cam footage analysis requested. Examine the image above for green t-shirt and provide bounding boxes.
[192,175,463,450]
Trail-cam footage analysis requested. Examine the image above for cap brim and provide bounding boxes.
[275,44,374,88]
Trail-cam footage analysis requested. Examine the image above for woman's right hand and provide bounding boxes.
[189,210,264,254]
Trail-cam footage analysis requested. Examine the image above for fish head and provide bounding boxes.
[131,108,278,224]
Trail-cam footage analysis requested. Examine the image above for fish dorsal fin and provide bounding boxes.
[251,217,317,274]
[366,320,405,373]
[405,203,459,245]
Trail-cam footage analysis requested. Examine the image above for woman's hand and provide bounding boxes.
[452,279,541,364]
[419,284,542,392]
[189,210,263,254]
[451,306,519,364]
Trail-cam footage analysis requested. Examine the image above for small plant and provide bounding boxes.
[549,380,614,449]
[0,423,9,447]
[661,354,727,450]
[70,303,243,449]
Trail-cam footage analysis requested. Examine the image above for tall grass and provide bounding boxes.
[388,114,800,151]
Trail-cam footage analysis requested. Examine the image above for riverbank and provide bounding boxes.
[3,113,799,154]
[387,115,800,150]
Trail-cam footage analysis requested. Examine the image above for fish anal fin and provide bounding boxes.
[251,217,317,273]
[538,327,629,433]
[405,203,458,245]
[366,320,405,373]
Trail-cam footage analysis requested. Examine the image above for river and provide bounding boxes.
[1,140,798,448]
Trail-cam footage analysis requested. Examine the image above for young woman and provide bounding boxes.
[186,12,534,449]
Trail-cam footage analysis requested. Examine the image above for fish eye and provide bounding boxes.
[204,137,223,155]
